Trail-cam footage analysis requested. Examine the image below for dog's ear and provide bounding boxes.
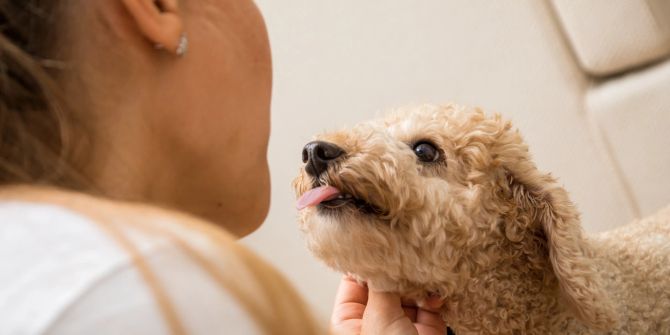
[505,172,618,329]
[459,112,617,329]
[496,135,619,330]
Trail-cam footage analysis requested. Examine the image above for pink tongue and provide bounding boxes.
[297,186,341,210]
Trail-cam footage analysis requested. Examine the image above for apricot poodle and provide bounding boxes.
[293,104,670,334]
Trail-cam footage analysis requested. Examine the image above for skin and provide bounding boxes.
[63,0,273,236]
[48,0,437,331]
[332,276,446,335]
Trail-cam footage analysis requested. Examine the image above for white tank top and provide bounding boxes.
[0,201,261,335]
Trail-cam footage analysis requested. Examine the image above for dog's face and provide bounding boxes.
[293,105,526,294]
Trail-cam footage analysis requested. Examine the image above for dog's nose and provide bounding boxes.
[302,141,344,177]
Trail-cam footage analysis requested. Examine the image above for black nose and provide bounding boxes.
[302,141,344,177]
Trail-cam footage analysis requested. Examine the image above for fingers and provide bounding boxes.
[365,291,405,322]
[401,296,444,323]
[414,304,446,335]
[331,276,446,335]
[362,290,417,335]
[331,275,368,334]
[416,308,446,329]
[402,306,417,321]
[423,295,444,311]
[334,275,368,306]
[364,289,406,324]
[415,323,448,335]
[399,297,417,322]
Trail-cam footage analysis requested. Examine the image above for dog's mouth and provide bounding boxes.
[297,184,385,216]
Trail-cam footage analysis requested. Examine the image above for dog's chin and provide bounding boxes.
[303,213,403,289]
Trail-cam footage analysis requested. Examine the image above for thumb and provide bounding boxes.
[362,290,416,335]
[366,290,404,316]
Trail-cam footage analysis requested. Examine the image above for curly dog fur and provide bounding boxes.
[293,104,670,334]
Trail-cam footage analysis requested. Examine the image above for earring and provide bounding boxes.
[154,33,188,57]
[175,33,188,57]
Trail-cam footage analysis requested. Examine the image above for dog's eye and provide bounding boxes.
[412,142,440,162]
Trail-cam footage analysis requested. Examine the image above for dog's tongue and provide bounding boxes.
[297,186,341,210]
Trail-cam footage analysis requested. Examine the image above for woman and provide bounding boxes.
[0,0,445,334]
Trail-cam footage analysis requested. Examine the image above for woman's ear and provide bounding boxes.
[120,0,184,54]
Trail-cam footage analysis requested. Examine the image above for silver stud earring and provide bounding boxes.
[175,33,188,57]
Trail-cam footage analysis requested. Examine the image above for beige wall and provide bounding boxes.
[244,0,640,321]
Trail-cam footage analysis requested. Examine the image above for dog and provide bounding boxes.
[293,104,670,334]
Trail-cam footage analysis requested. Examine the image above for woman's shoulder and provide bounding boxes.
[0,199,171,334]
[0,187,262,335]
[0,186,219,267]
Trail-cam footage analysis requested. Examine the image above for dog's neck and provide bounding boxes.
[442,241,587,334]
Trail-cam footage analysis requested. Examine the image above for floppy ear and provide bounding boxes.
[505,165,619,330]
[460,112,617,329]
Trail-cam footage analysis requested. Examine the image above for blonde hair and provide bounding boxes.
[0,2,321,334]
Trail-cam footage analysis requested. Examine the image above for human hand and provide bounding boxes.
[330,276,446,335]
